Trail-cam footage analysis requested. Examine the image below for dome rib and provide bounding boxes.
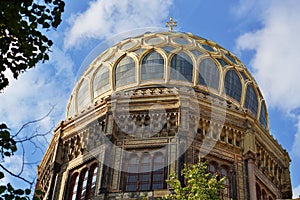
[67,31,268,130]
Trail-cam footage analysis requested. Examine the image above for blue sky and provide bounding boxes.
[0,0,300,197]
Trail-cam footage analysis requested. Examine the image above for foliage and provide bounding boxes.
[0,0,65,199]
[0,0,65,91]
[0,124,31,199]
[163,162,225,200]
[0,124,17,159]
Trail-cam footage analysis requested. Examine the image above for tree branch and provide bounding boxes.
[0,163,34,185]
[12,105,55,138]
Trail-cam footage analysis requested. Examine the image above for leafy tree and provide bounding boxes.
[164,162,225,200]
[0,0,65,199]
[0,0,65,91]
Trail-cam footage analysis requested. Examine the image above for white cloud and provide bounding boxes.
[233,0,269,19]
[292,116,300,158]
[235,0,300,193]
[294,184,300,198]
[0,46,74,135]
[236,0,300,111]
[64,0,173,49]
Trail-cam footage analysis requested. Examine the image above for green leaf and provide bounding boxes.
[0,186,6,194]
[4,152,11,157]
[7,183,13,192]
[15,189,25,195]
[0,0,65,91]
[0,124,8,129]
[25,189,31,195]
[0,172,4,179]
[35,189,43,195]
[1,130,10,139]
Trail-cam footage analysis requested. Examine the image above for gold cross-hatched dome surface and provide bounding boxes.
[66,31,268,130]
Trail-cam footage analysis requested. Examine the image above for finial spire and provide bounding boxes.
[166,17,177,32]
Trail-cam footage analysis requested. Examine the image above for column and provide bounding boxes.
[243,129,257,200]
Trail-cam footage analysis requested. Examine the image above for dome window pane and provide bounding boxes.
[141,51,164,80]
[225,53,237,64]
[202,44,215,52]
[174,37,190,45]
[133,48,145,56]
[240,71,248,80]
[115,56,136,87]
[93,66,110,97]
[216,58,228,67]
[245,84,258,117]
[120,40,137,50]
[190,49,203,58]
[162,46,175,54]
[259,102,267,129]
[224,70,242,102]
[67,97,75,117]
[146,37,164,45]
[77,79,90,111]
[199,58,220,90]
[170,52,193,82]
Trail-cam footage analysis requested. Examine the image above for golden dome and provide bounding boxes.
[66,31,268,129]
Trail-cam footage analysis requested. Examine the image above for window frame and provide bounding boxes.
[170,52,193,82]
[141,50,165,81]
[224,69,242,102]
[244,84,258,117]
[259,101,267,129]
[92,65,111,98]
[198,57,220,90]
[124,152,166,192]
[67,162,99,200]
[115,56,136,87]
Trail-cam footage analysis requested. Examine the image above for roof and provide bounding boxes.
[66,31,268,129]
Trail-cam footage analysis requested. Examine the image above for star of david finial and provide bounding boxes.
[166,17,177,32]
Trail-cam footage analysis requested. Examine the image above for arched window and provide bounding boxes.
[170,52,193,82]
[87,164,98,199]
[67,162,98,200]
[259,101,267,129]
[126,155,139,191]
[67,97,75,117]
[208,162,217,174]
[256,183,261,200]
[199,58,220,90]
[220,167,230,199]
[262,189,267,200]
[115,56,135,87]
[93,65,110,98]
[244,84,258,116]
[139,154,151,191]
[224,70,242,102]
[77,79,90,111]
[124,153,166,192]
[141,51,164,80]
[69,173,79,200]
[152,154,165,190]
[80,169,89,200]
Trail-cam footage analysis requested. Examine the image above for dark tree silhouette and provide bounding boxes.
[0,0,65,91]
